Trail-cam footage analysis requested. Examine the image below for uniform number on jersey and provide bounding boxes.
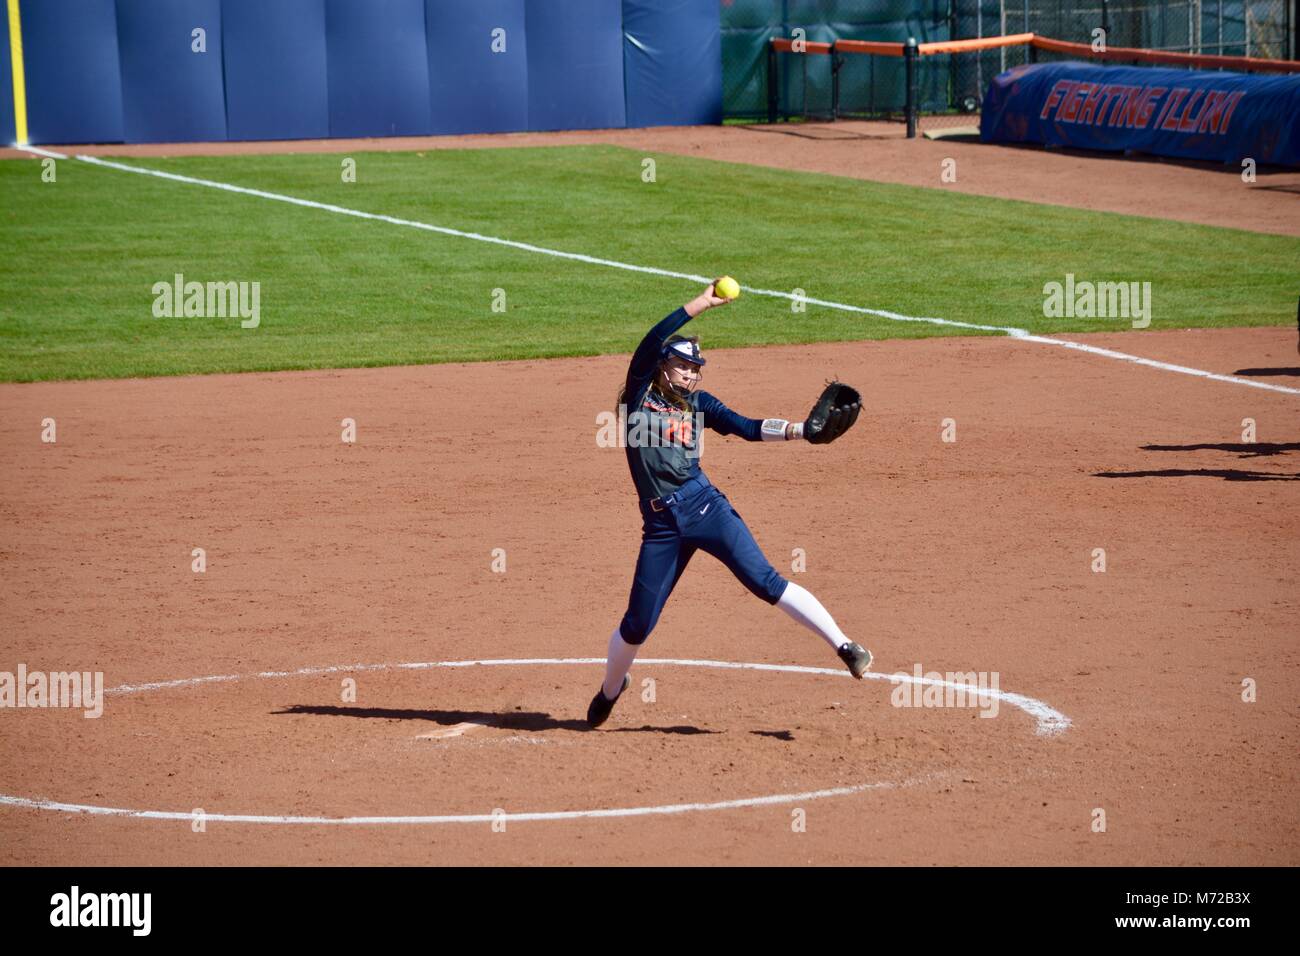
[662,417,694,445]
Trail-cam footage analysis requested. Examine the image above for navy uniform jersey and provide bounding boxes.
[623,307,763,501]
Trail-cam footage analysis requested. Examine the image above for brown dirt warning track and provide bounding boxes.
[1,325,1296,866]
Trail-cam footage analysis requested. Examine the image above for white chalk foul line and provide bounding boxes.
[1014,334,1300,395]
[0,657,1069,826]
[18,145,1298,397]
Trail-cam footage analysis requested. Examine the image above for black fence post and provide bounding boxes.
[767,40,778,124]
[905,37,918,138]
[831,46,841,120]
[1029,42,1038,64]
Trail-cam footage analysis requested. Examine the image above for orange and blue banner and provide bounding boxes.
[981,61,1300,167]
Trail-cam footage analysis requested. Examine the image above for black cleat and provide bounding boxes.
[586,674,631,728]
[837,641,873,679]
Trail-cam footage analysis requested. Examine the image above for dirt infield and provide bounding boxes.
[4,120,1295,237]
[3,119,1296,866]
[1,326,1296,865]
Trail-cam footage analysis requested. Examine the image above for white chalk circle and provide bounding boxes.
[0,658,1070,826]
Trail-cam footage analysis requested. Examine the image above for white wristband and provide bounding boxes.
[761,419,804,441]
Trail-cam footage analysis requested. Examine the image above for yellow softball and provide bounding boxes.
[715,276,740,300]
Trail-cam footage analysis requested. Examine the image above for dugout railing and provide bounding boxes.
[767,32,1300,137]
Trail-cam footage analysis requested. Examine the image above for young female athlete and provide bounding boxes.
[587,280,872,728]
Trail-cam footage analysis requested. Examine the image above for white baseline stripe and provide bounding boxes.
[18,145,1298,397]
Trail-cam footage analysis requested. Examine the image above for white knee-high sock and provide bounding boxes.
[602,626,640,700]
[777,582,850,651]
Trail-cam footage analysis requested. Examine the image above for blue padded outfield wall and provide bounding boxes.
[981,61,1300,167]
[0,9,14,144]
[18,0,125,144]
[116,0,227,143]
[528,0,626,132]
[623,0,722,128]
[426,0,528,135]
[325,0,432,138]
[223,0,330,141]
[9,0,722,145]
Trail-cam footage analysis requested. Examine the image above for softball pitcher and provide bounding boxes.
[587,279,869,728]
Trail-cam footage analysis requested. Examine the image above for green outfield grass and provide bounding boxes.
[1,144,1295,382]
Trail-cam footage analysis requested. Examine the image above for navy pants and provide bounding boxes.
[619,480,789,646]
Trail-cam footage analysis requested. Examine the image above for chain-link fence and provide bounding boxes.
[1024,1,1294,57]
[728,0,1296,122]
[723,0,953,120]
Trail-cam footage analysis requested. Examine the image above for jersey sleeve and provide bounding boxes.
[696,390,763,441]
[625,307,695,404]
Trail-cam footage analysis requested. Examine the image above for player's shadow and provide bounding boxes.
[1097,440,1300,479]
[1095,468,1300,481]
[1140,441,1300,459]
[274,703,717,735]
[1233,368,1300,377]
[1245,183,1300,195]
